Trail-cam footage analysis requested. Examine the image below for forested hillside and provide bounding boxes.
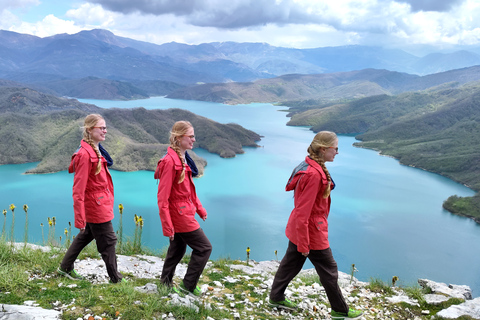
[0,87,261,174]
[283,81,480,220]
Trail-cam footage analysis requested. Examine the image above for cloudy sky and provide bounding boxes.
[1,0,479,54]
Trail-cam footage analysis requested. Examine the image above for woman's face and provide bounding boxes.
[88,119,107,144]
[323,139,338,162]
[178,127,195,151]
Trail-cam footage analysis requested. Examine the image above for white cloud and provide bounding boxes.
[1,0,480,51]
[65,3,117,28]
[11,14,81,37]
[395,0,480,46]
[0,0,39,31]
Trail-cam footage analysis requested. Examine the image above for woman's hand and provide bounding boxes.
[169,235,174,241]
[301,251,309,257]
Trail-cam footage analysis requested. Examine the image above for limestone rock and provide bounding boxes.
[418,278,472,300]
[437,297,480,319]
[0,304,62,319]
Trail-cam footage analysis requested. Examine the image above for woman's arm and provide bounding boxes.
[293,171,321,253]
[157,157,176,237]
[72,152,90,229]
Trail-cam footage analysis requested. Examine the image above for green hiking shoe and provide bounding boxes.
[268,298,297,311]
[57,267,84,280]
[331,308,363,319]
[178,281,202,296]
[109,278,127,284]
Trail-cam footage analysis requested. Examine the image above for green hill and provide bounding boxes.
[0,87,261,174]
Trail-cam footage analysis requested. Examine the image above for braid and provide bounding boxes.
[308,145,332,198]
[82,114,104,175]
[84,133,102,175]
[171,143,186,184]
[169,121,192,184]
[307,131,337,199]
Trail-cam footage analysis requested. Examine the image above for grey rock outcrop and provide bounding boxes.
[0,303,62,319]
[418,278,473,300]
[437,297,480,319]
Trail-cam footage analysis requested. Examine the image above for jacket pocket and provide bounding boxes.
[92,190,113,207]
[313,219,328,232]
[175,201,195,216]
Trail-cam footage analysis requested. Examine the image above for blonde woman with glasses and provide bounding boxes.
[269,131,362,319]
[57,114,124,284]
[154,121,212,296]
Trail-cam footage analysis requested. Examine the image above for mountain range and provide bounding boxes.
[166,66,480,104]
[1,29,480,99]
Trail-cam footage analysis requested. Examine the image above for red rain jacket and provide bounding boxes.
[285,156,332,253]
[68,140,114,229]
[154,147,207,237]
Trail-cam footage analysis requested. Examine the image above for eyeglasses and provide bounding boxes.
[93,126,107,131]
[328,147,339,152]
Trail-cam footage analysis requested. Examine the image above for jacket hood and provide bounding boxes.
[286,156,327,191]
[154,147,192,180]
[68,140,104,174]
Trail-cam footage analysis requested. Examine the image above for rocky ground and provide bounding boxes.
[1,244,480,320]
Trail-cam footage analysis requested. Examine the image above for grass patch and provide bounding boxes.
[366,277,395,295]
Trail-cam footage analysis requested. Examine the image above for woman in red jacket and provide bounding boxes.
[57,114,124,284]
[269,131,362,319]
[155,120,212,296]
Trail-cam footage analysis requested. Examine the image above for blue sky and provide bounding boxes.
[1,0,479,54]
[9,0,71,22]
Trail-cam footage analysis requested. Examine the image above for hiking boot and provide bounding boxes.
[331,308,363,319]
[109,278,127,284]
[268,298,297,310]
[178,281,202,296]
[57,267,84,280]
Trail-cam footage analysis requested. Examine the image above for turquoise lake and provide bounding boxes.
[1,97,479,296]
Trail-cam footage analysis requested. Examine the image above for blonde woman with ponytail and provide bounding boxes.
[57,114,124,284]
[154,121,211,296]
[269,131,363,319]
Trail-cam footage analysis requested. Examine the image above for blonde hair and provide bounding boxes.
[307,131,338,198]
[82,114,104,175]
[169,121,193,184]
